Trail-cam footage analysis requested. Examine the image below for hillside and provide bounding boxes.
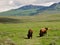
[0,5,46,16]
[0,14,60,24]
[37,2,60,14]
[0,2,60,16]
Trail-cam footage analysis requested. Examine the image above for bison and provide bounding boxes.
[27,29,33,39]
[39,27,48,37]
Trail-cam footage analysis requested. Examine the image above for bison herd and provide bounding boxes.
[27,27,49,39]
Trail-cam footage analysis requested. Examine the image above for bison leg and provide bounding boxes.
[30,35,32,39]
[27,34,30,39]
[39,32,44,37]
[40,33,43,37]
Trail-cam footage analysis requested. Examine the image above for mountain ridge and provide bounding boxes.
[0,2,60,16]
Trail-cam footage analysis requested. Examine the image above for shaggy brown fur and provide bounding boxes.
[39,27,48,37]
[27,29,33,39]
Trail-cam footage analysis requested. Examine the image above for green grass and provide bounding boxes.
[0,22,60,45]
[0,15,60,45]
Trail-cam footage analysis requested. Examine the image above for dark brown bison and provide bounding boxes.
[27,29,33,39]
[39,27,48,37]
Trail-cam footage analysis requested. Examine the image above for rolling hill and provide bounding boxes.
[0,2,60,16]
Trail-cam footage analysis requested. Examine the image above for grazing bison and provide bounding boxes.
[27,29,33,39]
[39,27,48,37]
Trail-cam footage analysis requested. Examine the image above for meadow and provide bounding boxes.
[0,14,60,45]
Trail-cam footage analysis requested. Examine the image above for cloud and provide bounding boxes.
[34,0,60,4]
[17,0,36,4]
[32,2,55,6]
[0,0,21,12]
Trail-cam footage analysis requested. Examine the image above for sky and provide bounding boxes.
[0,0,60,12]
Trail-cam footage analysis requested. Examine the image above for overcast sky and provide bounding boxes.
[0,0,60,12]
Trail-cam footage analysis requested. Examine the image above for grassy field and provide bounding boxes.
[0,15,60,45]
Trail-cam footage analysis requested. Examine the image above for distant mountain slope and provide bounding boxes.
[0,2,60,16]
[0,5,46,16]
[37,2,60,14]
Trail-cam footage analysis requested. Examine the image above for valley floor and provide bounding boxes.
[0,22,60,45]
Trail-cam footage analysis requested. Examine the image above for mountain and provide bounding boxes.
[0,5,46,16]
[40,2,60,15]
[0,2,60,16]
